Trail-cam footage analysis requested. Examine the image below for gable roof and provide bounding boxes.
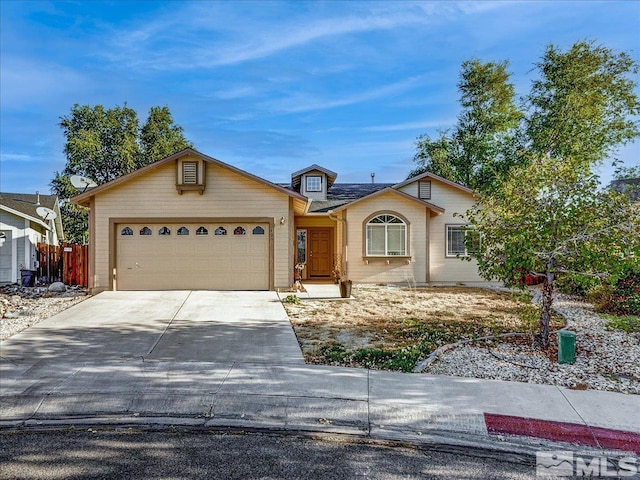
[329,187,445,215]
[71,148,308,207]
[0,192,64,237]
[291,164,338,190]
[393,171,474,194]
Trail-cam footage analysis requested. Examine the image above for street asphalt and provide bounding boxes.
[1,290,639,461]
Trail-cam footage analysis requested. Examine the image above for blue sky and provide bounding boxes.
[1,0,639,195]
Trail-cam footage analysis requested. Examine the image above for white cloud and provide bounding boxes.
[104,3,433,70]
[0,153,37,163]
[262,74,430,114]
[362,118,456,132]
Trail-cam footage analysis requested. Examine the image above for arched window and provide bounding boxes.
[365,214,407,256]
[177,227,189,235]
[196,226,208,235]
[159,226,171,236]
[252,226,265,235]
[234,226,246,236]
[121,227,133,236]
[215,226,227,236]
[140,227,152,236]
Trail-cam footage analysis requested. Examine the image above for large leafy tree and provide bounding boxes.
[465,157,639,348]
[410,59,523,192]
[527,41,640,167]
[139,106,192,168]
[51,104,192,243]
[464,41,640,348]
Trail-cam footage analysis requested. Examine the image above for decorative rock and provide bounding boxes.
[48,282,66,293]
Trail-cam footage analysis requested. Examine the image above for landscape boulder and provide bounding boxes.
[48,282,66,293]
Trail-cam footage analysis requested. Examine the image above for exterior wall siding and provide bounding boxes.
[0,211,46,282]
[425,182,483,282]
[92,158,293,290]
[344,192,428,284]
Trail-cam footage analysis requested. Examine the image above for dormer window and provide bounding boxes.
[176,157,206,194]
[306,176,322,192]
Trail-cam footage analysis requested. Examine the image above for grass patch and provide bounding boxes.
[603,314,640,334]
[285,285,563,372]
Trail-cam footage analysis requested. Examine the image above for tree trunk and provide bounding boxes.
[536,271,554,349]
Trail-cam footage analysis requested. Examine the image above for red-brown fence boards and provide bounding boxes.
[36,243,88,287]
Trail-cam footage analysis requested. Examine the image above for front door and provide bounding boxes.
[308,228,333,278]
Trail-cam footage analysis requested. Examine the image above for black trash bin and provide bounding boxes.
[20,270,36,287]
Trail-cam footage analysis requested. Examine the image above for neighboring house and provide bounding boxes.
[71,148,483,292]
[610,177,640,202]
[0,192,64,284]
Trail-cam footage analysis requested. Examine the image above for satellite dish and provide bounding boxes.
[36,206,57,221]
[70,175,98,191]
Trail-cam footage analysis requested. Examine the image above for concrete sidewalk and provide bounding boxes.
[2,358,639,455]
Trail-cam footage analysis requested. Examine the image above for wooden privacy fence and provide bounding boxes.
[36,243,88,288]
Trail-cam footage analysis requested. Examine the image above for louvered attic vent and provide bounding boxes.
[177,159,206,194]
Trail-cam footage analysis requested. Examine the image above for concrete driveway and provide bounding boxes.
[0,291,305,366]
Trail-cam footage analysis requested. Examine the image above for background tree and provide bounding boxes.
[527,41,640,169]
[410,59,523,192]
[51,104,192,243]
[139,106,192,168]
[464,41,640,348]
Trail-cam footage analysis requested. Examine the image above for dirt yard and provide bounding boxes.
[284,284,563,372]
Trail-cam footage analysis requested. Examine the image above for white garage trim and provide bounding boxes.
[109,217,275,291]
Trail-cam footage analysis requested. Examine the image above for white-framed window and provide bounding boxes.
[446,225,480,257]
[306,175,322,192]
[366,214,407,256]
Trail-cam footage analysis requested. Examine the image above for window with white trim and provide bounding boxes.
[306,176,322,192]
[366,214,407,256]
[446,225,480,257]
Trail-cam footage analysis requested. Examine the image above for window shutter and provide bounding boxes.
[419,181,431,200]
[183,162,198,184]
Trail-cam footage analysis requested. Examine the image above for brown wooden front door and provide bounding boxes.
[308,228,333,277]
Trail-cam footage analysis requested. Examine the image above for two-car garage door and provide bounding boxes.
[116,222,270,290]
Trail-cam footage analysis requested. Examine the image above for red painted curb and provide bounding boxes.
[484,413,640,455]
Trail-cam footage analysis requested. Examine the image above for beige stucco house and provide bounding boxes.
[72,148,483,292]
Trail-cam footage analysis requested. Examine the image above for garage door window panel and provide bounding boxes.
[159,227,171,236]
[140,227,152,236]
[215,227,227,236]
[234,226,246,236]
[177,227,190,235]
[121,227,133,236]
[196,226,208,235]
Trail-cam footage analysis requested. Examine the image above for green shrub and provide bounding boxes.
[587,284,615,312]
[608,270,640,315]
[555,273,601,297]
[282,294,300,304]
[604,315,640,333]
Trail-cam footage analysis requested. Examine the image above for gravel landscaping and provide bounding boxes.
[426,293,640,394]
[286,284,640,395]
[0,285,90,340]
